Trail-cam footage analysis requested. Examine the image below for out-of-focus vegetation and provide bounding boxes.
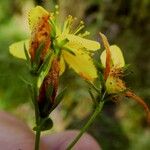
[0,0,150,149]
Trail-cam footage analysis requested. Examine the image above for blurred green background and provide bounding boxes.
[0,0,150,149]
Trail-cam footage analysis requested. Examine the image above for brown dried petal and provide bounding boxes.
[29,15,51,62]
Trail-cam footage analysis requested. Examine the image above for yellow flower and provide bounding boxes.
[100,33,150,123]
[100,33,126,94]
[50,14,100,81]
[9,6,100,81]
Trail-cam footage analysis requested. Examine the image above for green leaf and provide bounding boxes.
[18,75,32,86]
[40,117,53,131]
[33,118,53,131]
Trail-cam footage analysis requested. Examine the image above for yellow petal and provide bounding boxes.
[100,45,125,68]
[28,6,49,30]
[64,34,100,51]
[9,40,29,59]
[62,49,97,81]
[59,56,66,75]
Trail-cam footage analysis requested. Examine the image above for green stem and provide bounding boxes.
[35,129,41,150]
[66,100,105,150]
[32,76,41,150]
[33,84,39,125]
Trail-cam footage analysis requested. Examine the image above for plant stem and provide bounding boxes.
[32,76,41,150]
[35,129,41,150]
[66,100,105,150]
[33,84,39,125]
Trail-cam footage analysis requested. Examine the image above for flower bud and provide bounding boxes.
[38,57,60,117]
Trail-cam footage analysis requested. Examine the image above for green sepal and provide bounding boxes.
[50,87,67,112]
[31,42,45,73]
[24,43,31,65]
[34,42,45,64]
[49,19,56,38]
[37,52,52,74]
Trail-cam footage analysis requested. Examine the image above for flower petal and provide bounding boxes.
[28,6,49,30]
[100,45,125,68]
[9,40,29,59]
[64,34,100,51]
[62,49,97,81]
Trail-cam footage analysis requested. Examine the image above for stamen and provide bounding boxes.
[62,15,74,34]
[73,20,85,35]
[79,31,90,37]
[73,25,85,35]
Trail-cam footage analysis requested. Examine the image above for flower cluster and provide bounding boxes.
[9,6,100,118]
[9,6,150,123]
